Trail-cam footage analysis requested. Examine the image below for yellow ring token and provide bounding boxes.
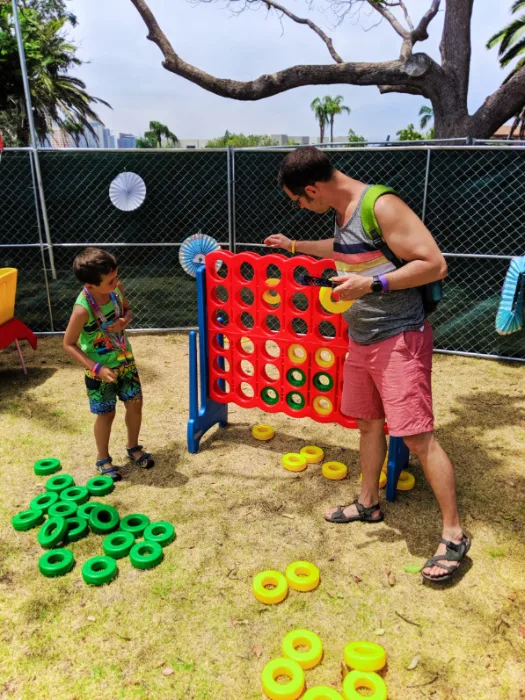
[282,629,323,670]
[263,278,282,305]
[342,670,387,700]
[381,455,388,473]
[253,570,289,605]
[288,344,307,364]
[359,471,387,489]
[344,641,386,672]
[313,396,333,416]
[252,424,275,441]
[319,286,353,314]
[314,348,335,369]
[303,688,344,700]
[322,461,348,480]
[397,470,415,491]
[282,453,307,472]
[285,561,320,592]
[300,446,324,464]
[261,657,305,700]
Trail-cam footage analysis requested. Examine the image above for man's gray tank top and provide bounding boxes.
[333,186,425,345]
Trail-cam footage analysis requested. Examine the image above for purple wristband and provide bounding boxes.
[378,274,389,293]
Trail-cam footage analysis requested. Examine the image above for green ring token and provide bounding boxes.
[286,391,306,410]
[30,491,59,514]
[48,501,78,519]
[143,521,176,547]
[129,541,164,570]
[120,513,150,537]
[313,371,334,392]
[88,504,120,534]
[82,556,118,586]
[34,458,61,476]
[85,475,114,497]
[38,516,68,549]
[77,501,104,520]
[45,474,75,493]
[12,508,44,532]
[261,386,279,406]
[286,367,306,387]
[39,548,75,577]
[102,530,135,559]
[60,486,90,506]
[65,516,90,543]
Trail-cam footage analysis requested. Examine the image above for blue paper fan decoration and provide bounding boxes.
[179,232,221,277]
[109,172,146,211]
[495,255,525,335]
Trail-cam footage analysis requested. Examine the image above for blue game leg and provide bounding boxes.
[385,436,409,502]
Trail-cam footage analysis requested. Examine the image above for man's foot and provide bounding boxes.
[324,498,383,524]
[422,533,471,583]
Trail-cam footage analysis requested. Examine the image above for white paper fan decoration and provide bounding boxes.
[109,172,146,211]
[179,232,221,277]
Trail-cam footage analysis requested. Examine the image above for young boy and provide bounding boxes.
[63,247,154,480]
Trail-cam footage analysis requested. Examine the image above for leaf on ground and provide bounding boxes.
[87,616,96,622]
[507,592,517,601]
[404,564,424,574]
[388,572,397,587]
[252,645,263,658]
[340,660,348,682]
[162,667,174,676]
[518,625,525,639]
[407,655,420,670]
[353,575,363,584]
[375,628,385,636]
[281,513,295,519]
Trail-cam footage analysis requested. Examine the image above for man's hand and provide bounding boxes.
[264,233,293,252]
[105,317,129,333]
[331,274,372,300]
[99,366,117,383]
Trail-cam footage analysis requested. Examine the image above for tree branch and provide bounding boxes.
[411,0,441,42]
[468,66,525,138]
[379,84,425,96]
[439,0,473,109]
[262,0,344,64]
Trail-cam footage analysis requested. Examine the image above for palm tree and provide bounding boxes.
[310,97,328,144]
[147,120,179,147]
[487,0,525,139]
[323,95,351,143]
[419,105,434,130]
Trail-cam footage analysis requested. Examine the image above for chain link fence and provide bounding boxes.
[0,144,523,360]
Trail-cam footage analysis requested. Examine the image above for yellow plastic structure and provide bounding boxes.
[342,670,387,700]
[282,629,323,670]
[282,453,307,472]
[0,268,17,326]
[252,424,275,441]
[288,344,307,364]
[344,642,386,672]
[359,471,387,489]
[261,657,305,700]
[396,471,415,491]
[303,688,344,700]
[319,287,353,314]
[263,278,282,305]
[300,445,324,464]
[285,561,320,592]
[253,570,288,605]
[322,461,348,480]
[314,348,335,369]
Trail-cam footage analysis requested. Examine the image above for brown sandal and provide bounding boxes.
[325,498,384,524]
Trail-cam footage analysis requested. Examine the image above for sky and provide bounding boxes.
[69,0,515,142]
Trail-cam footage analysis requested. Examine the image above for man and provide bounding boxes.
[264,146,470,583]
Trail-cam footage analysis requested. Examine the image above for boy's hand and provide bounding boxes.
[99,366,117,383]
[264,233,293,252]
[331,274,372,300]
[105,317,128,333]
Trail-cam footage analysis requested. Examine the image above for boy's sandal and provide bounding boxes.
[325,498,384,524]
[96,457,122,482]
[126,445,155,469]
[421,534,471,583]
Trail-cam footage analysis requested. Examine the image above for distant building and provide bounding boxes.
[117,133,137,148]
[491,124,523,140]
[49,127,74,148]
[178,138,209,149]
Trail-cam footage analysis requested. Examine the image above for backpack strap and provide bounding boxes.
[361,185,403,269]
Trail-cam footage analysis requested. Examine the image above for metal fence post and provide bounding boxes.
[227,146,233,252]
[230,147,237,254]
[421,148,431,223]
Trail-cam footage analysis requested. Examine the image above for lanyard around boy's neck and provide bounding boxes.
[82,286,127,353]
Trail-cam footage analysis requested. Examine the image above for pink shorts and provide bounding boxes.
[341,322,434,437]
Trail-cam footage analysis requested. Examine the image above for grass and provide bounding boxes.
[0,334,524,699]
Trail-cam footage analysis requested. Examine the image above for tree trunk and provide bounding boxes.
[330,117,334,143]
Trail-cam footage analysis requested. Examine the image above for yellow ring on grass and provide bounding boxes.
[322,461,348,480]
[314,348,335,369]
[319,287,353,314]
[252,424,275,441]
[342,670,387,700]
[282,453,307,472]
[261,657,305,700]
[300,445,324,464]
[288,344,307,364]
[282,629,323,670]
[397,470,415,491]
[285,561,320,593]
[253,570,288,605]
[303,688,344,700]
[312,396,333,416]
[344,641,386,672]
[359,471,387,489]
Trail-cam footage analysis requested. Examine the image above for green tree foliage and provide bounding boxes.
[419,104,434,130]
[347,128,365,143]
[310,97,328,143]
[396,124,425,141]
[136,120,179,148]
[205,133,278,148]
[323,95,351,143]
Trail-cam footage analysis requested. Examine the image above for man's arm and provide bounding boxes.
[264,233,334,259]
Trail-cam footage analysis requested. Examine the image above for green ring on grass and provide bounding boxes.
[77,501,104,520]
[286,391,306,410]
[12,508,44,531]
[38,516,68,549]
[120,513,150,537]
[143,521,176,547]
[286,367,306,388]
[48,501,78,519]
[39,548,75,577]
[82,556,118,586]
[45,474,75,493]
[66,516,90,543]
[313,371,334,392]
[60,486,90,505]
[129,541,164,570]
[85,475,114,497]
[30,491,59,514]
[261,386,279,406]
[34,458,61,476]
[102,530,135,559]
[88,504,120,534]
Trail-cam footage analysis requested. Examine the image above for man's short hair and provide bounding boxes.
[73,247,118,285]
[277,146,335,194]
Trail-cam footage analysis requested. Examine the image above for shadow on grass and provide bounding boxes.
[119,441,189,489]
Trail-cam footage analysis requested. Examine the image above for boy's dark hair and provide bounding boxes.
[277,146,335,194]
[73,247,118,285]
